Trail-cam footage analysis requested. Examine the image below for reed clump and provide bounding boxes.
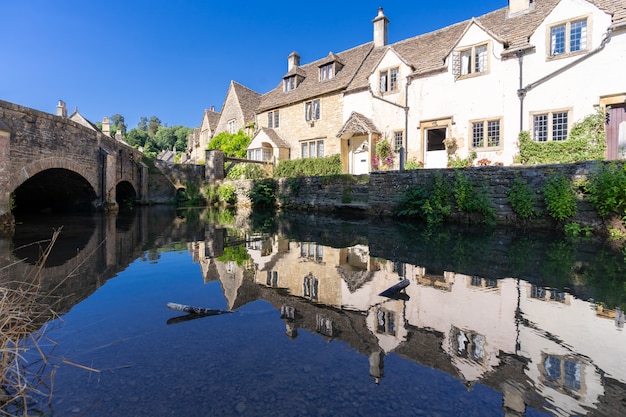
[0,229,62,416]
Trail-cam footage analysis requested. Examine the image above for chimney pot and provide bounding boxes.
[288,51,301,71]
[372,8,389,47]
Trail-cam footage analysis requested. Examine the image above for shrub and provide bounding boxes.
[542,173,577,221]
[217,184,237,206]
[395,174,452,224]
[226,163,268,180]
[453,171,496,225]
[274,154,341,178]
[249,179,277,211]
[207,130,251,158]
[448,151,477,168]
[508,176,537,219]
[585,161,626,217]
[405,159,424,170]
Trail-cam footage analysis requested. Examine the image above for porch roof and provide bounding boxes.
[336,112,381,139]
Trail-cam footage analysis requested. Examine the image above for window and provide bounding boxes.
[542,355,582,392]
[376,309,396,336]
[533,111,569,142]
[393,131,404,151]
[267,110,279,128]
[459,43,488,77]
[549,18,587,57]
[305,100,320,122]
[320,63,334,81]
[265,270,279,287]
[471,119,500,148]
[379,67,399,93]
[247,148,272,161]
[301,140,324,158]
[303,273,319,301]
[227,119,236,134]
[284,75,296,92]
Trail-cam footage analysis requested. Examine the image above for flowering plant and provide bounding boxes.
[374,136,394,170]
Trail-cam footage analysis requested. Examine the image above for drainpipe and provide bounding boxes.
[516,50,525,133]
[517,27,613,115]
[369,84,410,171]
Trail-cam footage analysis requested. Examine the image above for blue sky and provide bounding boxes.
[1,1,507,129]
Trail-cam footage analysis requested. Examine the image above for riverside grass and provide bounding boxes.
[1,228,99,416]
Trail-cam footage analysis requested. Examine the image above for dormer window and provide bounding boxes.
[549,18,587,57]
[320,63,334,81]
[460,43,488,76]
[379,67,399,93]
[284,76,296,92]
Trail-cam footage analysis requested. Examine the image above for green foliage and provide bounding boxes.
[405,159,424,170]
[207,130,251,158]
[217,184,237,206]
[249,179,277,211]
[564,221,592,241]
[125,129,150,149]
[110,114,127,137]
[218,244,251,267]
[542,173,577,221]
[448,151,477,168]
[274,154,341,178]
[342,188,352,204]
[205,184,220,206]
[518,110,606,165]
[508,176,537,219]
[395,174,452,224]
[226,163,268,180]
[178,181,204,207]
[453,172,496,225]
[585,162,626,217]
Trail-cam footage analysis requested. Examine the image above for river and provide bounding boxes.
[1,206,625,416]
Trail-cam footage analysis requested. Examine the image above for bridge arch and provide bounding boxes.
[11,157,100,214]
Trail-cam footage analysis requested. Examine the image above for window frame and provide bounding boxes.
[531,109,571,142]
[379,67,400,94]
[456,42,490,79]
[469,117,502,150]
[227,119,236,134]
[547,16,589,59]
[284,75,296,92]
[319,63,334,81]
[393,130,404,151]
[300,139,324,159]
[267,110,280,128]
[304,99,321,122]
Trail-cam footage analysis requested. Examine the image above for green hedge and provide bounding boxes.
[274,154,341,178]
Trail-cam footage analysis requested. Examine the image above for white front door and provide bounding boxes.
[424,127,448,169]
[351,138,370,175]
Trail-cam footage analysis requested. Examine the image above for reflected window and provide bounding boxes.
[281,305,295,320]
[376,309,396,336]
[300,243,323,261]
[316,314,333,336]
[542,354,582,394]
[471,276,482,287]
[303,273,319,301]
[531,285,547,300]
[266,270,279,287]
[452,327,486,362]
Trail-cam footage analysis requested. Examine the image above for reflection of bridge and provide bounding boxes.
[0,100,147,219]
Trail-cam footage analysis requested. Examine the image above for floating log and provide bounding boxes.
[166,302,232,316]
[379,279,410,298]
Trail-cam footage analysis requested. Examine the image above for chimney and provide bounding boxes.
[102,117,111,136]
[56,100,67,117]
[115,130,122,141]
[210,106,215,112]
[373,8,389,47]
[288,51,300,71]
[508,0,534,17]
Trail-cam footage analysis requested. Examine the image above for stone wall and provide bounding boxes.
[227,161,610,230]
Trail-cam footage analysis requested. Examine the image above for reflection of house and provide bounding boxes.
[186,107,220,164]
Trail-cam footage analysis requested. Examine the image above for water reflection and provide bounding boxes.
[1,207,625,416]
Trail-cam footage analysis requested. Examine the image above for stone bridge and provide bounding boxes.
[0,99,148,223]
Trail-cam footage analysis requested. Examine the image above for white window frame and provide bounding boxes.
[379,67,399,93]
[393,131,404,151]
[268,110,279,128]
[531,110,570,142]
[284,76,296,92]
[300,139,324,158]
[305,100,321,122]
[227,119,236,134]
[470,118,501,149]
[458,42,489,78]
[548,16,589,58]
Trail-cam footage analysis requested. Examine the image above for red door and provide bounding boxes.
[606,105,626,160]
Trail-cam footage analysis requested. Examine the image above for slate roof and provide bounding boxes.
[258,0,624,102]
[203,108,221,131]
[258,127,290,148]
[257,43,374,112]
[230,80,262,123]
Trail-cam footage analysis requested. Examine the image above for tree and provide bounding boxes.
[207,130,251,158]
[148,116,161,137]
[125,128,150,148]
[110,114,127,137]
[137,117,148,132]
